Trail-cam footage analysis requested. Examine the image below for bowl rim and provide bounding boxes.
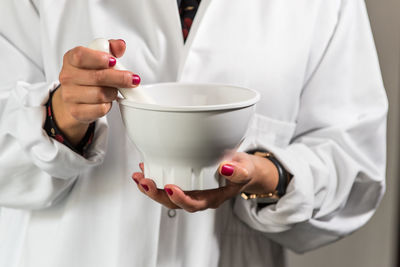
[117,82,260,112]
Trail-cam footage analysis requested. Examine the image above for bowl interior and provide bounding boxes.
[117,83,259,190]
[118,83,260,111]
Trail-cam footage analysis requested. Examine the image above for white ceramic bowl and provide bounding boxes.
[118,83,260,190]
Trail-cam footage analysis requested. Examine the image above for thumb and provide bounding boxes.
[219,162,250,184]
[109,39,126,58]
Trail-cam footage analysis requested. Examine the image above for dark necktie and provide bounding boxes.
[179,0,201,42]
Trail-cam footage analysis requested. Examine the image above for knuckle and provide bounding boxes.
[58,70,71,85]
[62,52,69,65]
[61,88,73,102]
[122,72,131,87]
[110,88,118,100]
[99,103,111,116]
[103,87,118,102]
[209,200,222,209]
[93,69,106,84]
[71,46,85,66]
[145,187,156,196]
[202,200,214,210]
[68,105,80,119]
[185,206,198,213]
[95,89,107,102]
[100,53,110,65]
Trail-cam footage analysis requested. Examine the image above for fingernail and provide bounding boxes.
[109,57,116,67]
[165,188,173,196]
[119,39,126,45]
[221,164,234,176]
[133,178,139,184]
[132,74,141,85]
[141,184,149,192]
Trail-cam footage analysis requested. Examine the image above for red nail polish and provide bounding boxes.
[165,188,173,196]
[132,74,141,85]
[133,178,139,184]
[221,164,234,176]
[141,184,149,191]
[109,57,116,67]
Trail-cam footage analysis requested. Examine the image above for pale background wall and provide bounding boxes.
[286,1,400,266]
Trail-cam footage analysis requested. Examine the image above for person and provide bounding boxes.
[0,0,388,266]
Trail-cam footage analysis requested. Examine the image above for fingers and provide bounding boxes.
[59,42,139,124]
[67,102,112,123]
[164,186,221,212]
[59,40,139,124]
[67,39,126,69]
[66,46,114,70]
[164,184,241,212]
[219,162,251,184]
[109,39,126,58]
[132,162,244,213]
[139,162,144,172]
[63,41,137,89]
[61,85,118,104]
[52,39,136,143]
[60,66,138,89]
[132,171,180,209]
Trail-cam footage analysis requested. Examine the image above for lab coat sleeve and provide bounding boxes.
[0,1,108,210]
[233,0,388,253]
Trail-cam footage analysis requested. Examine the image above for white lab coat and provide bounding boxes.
[0,0,388,267]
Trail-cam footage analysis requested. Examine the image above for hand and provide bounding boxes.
[52,39,141,145]
[131,152,279,212]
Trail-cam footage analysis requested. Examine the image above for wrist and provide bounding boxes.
[52,88,90,146]
[245,155,279,194]
[241,150,292,204]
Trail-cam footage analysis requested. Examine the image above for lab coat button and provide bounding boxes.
[167,209,176,218]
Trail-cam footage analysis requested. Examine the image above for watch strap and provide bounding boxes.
[242,149,291,203]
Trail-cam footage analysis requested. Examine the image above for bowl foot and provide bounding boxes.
[143,163,221,191]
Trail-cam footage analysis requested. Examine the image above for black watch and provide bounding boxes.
[241,149,291,204]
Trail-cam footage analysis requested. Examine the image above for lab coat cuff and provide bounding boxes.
[3,81,108,179]
[234,142,315,233]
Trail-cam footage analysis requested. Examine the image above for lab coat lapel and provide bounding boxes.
[155,0,185,48]
[178,0,212,80]
[153,0,186,81]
